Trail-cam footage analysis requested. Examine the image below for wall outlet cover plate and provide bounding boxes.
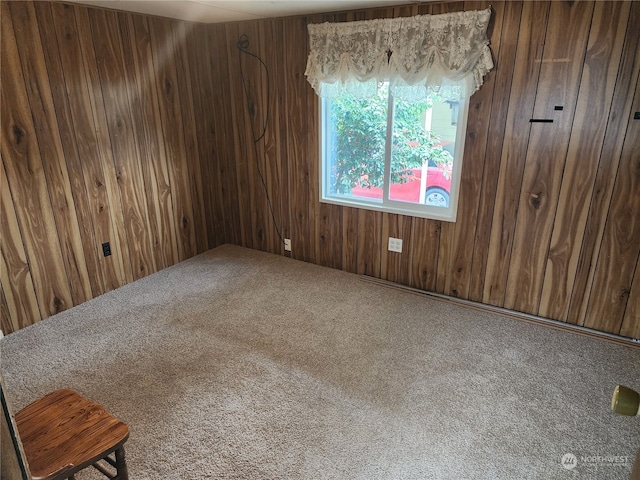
[388,237,402,253]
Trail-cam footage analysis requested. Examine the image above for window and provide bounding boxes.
[320,82,468,221]
[305,8,494,222]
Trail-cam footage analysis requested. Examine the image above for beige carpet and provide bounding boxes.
[1,245,639,479]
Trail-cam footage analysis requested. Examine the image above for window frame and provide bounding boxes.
[318,89,470,222]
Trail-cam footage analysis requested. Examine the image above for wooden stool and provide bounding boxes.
[14,389,129,480]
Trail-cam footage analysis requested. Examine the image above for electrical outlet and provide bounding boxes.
[284,238,291,252]
[388,237,402,253]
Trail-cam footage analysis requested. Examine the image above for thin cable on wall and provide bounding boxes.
[236,34,285,246]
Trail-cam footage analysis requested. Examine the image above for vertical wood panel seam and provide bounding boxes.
[69,4,129,289]
[37,1,103,298]
[542,1,629,321]
[533,2,595,315]
[10,4,78,307]
[84,8,135,280]
[500,1,551,306]
[570,8,640,325]
[0,158,44,324]
[145,16,181,263]
[468,1,521,299]
[621,248,640,327]
[584,71,640,331]
[462,0,504,296]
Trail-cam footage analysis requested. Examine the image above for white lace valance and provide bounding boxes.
[305,8,494,101]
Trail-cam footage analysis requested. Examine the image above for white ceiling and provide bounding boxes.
[70,1,420,24]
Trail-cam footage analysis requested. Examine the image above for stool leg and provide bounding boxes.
[114,446,129,480]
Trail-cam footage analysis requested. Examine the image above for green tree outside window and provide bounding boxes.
[328,83,453,195]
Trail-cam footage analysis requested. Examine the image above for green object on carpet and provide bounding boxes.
[1,245,638,479]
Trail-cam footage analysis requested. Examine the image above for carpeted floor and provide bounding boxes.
[2,245,639,479]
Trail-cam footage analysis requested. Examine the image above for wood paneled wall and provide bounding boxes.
[0,2,224,333]
[1,1,638,339]
[207,1,640,338]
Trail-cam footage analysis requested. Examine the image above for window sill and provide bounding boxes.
[320,195,458,222]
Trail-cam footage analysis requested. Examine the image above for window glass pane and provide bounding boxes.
[325,83,389,201]
[389,93,455,208]
[320,82,466,222]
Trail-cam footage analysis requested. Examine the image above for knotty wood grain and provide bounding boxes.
[47,4,122,293]
[567,1,640,327]
[33,2,106,300]
[622,271,640,339]
[210,23,241,246]
[188,23,222,249]
[0,154,40,332]
[584,78,640,334]
[1,2,228,332]
[356,210,382,278]
[234,21,270,252]
[75,5,134,286]
[282,16,311,262]
[257,20,285,254]
[409,219,440,292]
[224,22,253,249]
[263,20,285,254]
[0,284,13,336]
[341,207,359,273]
[2,1,638,338]
[245,20,270,252]
[315,202,335,268]
[505,1,594,314]
[1,4,73,318]
[468,1,523,303]
[272,19,292,255]
[307,12,333,266]
[119,13,177,270]
[148,17,197,262]
[174,21,208,256]
[9,1,92,306]
[89,8,159,279]
[15,389,128,480]
[539,2,630,321]
[438,0,502,299]
[482,1,549,307]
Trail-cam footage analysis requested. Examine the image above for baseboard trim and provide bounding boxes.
[361,276,640,349]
